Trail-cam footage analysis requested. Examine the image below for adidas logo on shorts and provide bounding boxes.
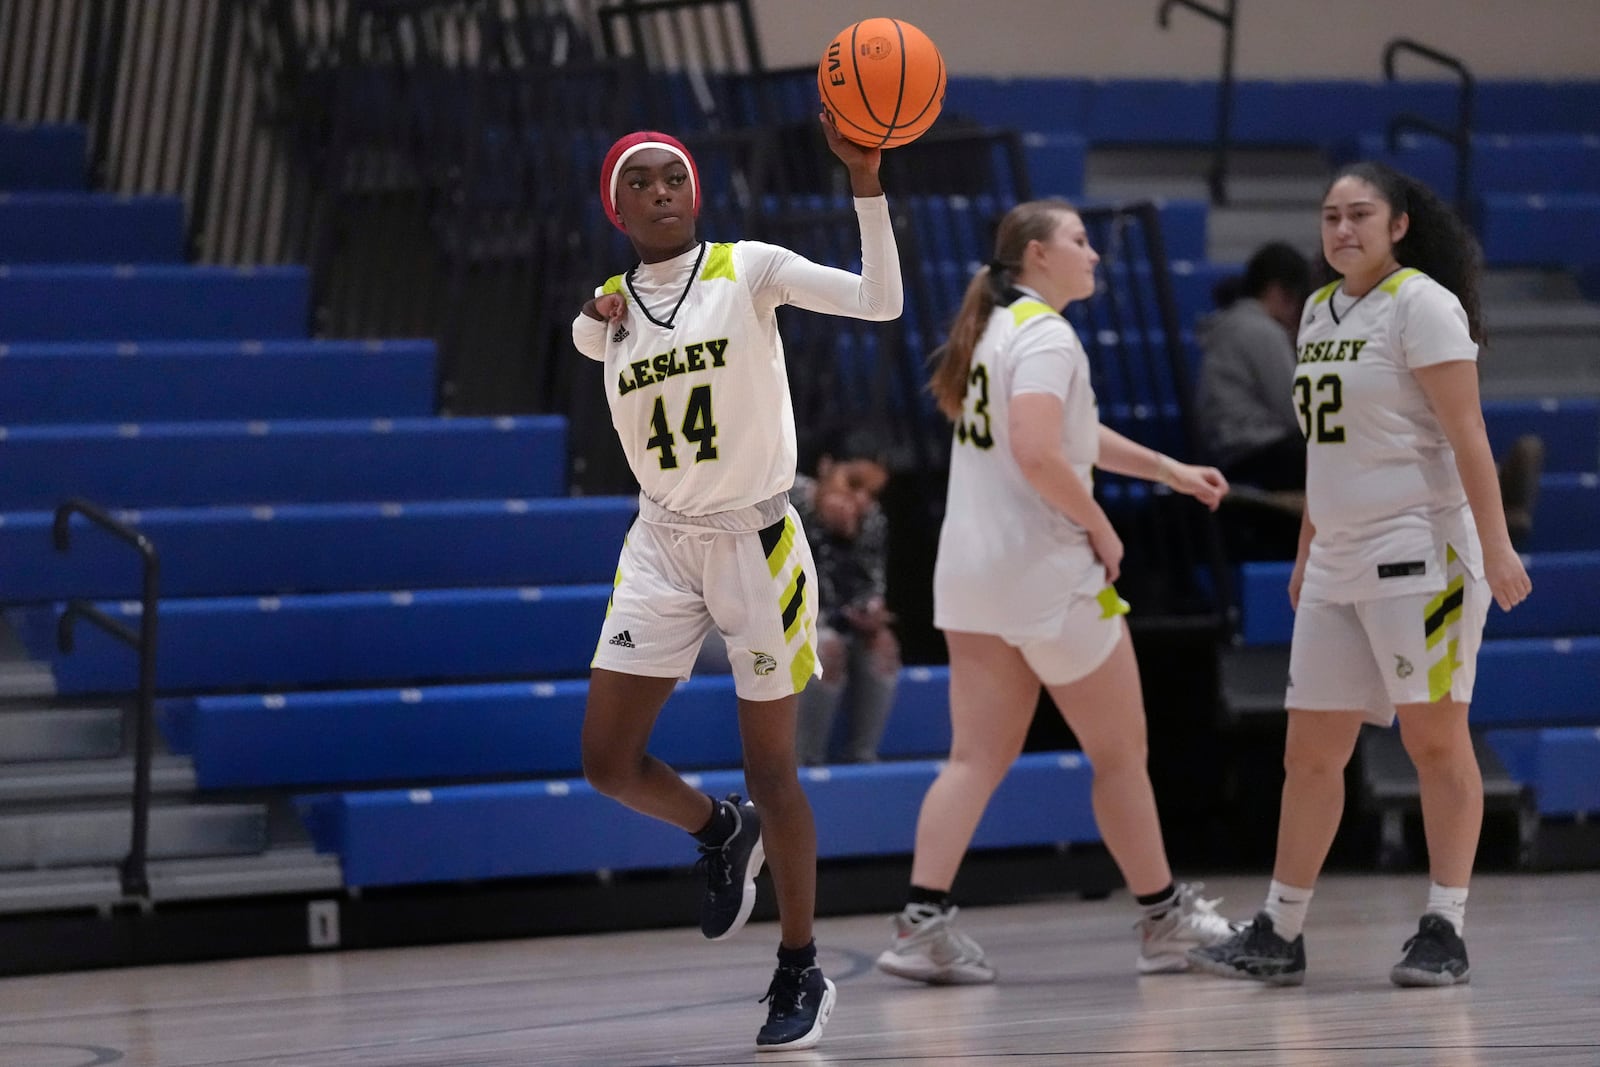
[608,630,635,649]
[612,324,630,342]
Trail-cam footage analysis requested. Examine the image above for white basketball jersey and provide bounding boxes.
[1295,267,1484,601]
[585,241,796,517]
[934,291,1104,638]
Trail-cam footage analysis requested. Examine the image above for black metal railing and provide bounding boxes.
[51,498,161,900]
[1157,0,1237,206]
[1383,37,1475,215]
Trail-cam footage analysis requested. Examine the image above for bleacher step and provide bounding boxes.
[145,846,342,902]
[0,865,120,915]
[1359,729,1532,868]
[0,754,195,803]
[0,846,343,914]
[0,803,267,870]
[0,707,122,762]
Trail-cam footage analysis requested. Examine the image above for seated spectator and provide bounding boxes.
[1197,241,1311,493]
[693,430,899,764]
[794,430,899,765]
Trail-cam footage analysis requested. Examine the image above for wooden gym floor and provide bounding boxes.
[2,872,1596,1066]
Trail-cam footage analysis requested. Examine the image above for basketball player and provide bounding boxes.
[574,119,901,1051]
[875,199,1239,986]
[1190,162,1532,987]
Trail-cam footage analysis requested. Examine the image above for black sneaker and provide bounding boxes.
[756,963,836,1051]
[1187,911,1306,986]
[695,794,764,941]
[1390,914,1470,987]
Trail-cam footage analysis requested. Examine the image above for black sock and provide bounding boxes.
[1136,883,1179,913]
[691,795,734,845]
[907,885,951,911]
[777,939,817,970]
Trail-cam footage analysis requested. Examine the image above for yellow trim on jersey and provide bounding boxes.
[1428,637,1459,702]
[1010,298,1058,326]
[1379,267,1423,296]
[1310,280,1340,306]
[601,275,625,296]
[790,637,817,693]
[700,243,736,282]
[1095,585,1131,620]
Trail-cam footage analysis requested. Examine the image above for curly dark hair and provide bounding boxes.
[1326,161,1485,344]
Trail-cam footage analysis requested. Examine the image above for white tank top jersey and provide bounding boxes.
[1295,267,1485,602]
[934,287,1104,639]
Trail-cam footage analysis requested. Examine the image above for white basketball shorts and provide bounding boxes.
[590,499,821,702]
[1005,585,1130,687]
[1286,567,1490,727]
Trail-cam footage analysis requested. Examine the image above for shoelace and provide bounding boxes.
[760,965,810,1015]
[694,840,733,892]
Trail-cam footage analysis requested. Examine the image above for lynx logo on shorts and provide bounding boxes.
[608,630,636,649]
[752,651,777,676]
[1394,654,1414,679]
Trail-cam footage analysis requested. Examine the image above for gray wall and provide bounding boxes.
[753,1,1598,79]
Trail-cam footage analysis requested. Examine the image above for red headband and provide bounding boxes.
[600,130,700,232]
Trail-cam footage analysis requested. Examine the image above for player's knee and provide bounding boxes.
[582,745,638,798]
[868,629,901,675]
[1282,743,1348,780]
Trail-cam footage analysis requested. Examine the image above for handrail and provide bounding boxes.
[1382,37,1475,214]
[52,498,161,900]
[1157,0,1238,206]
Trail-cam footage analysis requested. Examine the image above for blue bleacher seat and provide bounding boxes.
[1486,727,1600,815]
[1021,132,1087,199]
[1483,397,1599,474]
[0,265,310,340]
[11,583,613,694]
[1356,133,1600,197]
[1481,194,1600,267]
[0,124,87,190]
[0,495,633,603]
[0,415,566,510]
[294,752,1098,887]
[1528,473,1600,553]
[0,194,185,262]
[1237,553,1600,646]
[159,667,951,789]
[0,340,437,424]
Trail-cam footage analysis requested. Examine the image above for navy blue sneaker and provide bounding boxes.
[1187,911,1306,985]
[1391,914,1470,987]
[756,963,836,1051]
[695,794,764,940]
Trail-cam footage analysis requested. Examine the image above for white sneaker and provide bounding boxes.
[875,905,997,985]
[1136,883,1241,974]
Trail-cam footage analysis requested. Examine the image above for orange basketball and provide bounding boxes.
[818,17,945,149]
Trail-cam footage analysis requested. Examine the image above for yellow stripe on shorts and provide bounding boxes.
[1428,637,1460,703]
[763,517,796,578]
[790,638,817,693]
[1424,576,1465,650]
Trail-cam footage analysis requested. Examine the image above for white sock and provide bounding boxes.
[1263,879,1314,941]
[1426,883,1469,936]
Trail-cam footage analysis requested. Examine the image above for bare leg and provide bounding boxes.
[738,692,816,949]
[1044,625,1170,896]
[1395,699,1481,888]
[581,668,714,831]
[908,631,1039,891]
[1272,708,1365,887]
